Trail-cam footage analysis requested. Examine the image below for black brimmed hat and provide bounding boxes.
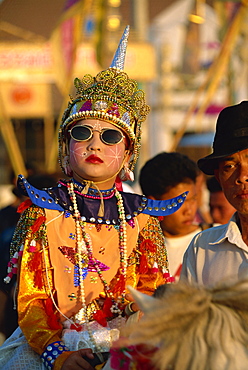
[198,101,248,175]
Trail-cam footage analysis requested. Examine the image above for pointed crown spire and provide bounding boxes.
[110,25,130,71]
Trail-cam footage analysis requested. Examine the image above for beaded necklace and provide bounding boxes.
[59,180,116,199]
[67,181,127,350]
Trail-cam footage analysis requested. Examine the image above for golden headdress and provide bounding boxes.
[59,26,150,175]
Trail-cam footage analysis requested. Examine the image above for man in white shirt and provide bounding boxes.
[181,101,248,285]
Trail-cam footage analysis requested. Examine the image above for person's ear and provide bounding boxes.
[62,155,73,177]
[119,150,134,182]
[124,149,131,165]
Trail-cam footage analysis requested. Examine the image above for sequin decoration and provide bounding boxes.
[59,246,89,266]
[90,276,98,284]
[64,266,71,273]
[87,259,110,272]
[127,219,135,228]
[74,265,88,286]
[107,102,120,117]
[94,100,108,110]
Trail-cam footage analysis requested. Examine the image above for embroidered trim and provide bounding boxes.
[59,180,116,198]
[40,341,69,369]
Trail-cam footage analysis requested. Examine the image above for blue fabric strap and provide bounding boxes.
[18,175,64,212]
[143,192,188,216]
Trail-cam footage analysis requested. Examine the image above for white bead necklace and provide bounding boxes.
[67,181,128,350]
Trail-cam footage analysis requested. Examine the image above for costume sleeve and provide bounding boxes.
[126,215,170,296]
[11,205,64,355]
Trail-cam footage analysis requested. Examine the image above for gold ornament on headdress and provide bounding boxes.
[59,26,150,174]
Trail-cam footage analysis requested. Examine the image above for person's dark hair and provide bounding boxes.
[206,176,222,193]
[27,173,58,190]
[139,152,198,198]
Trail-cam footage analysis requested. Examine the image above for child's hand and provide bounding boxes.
[61,349,95,370]
[125,293,139,312]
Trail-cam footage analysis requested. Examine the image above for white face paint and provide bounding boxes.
[105,145,124,168]
[69,119,129,189]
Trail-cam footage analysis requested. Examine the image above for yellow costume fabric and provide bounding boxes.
[14,204,167,367]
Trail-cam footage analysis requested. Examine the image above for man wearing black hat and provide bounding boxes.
[181,101,248,285]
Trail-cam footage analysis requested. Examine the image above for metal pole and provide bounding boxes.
[0,89,27,178]
[132,0,150,175]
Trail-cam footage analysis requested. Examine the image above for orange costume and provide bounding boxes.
[0,177,185,370]
[0,26,186,370]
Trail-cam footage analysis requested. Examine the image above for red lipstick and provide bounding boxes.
[85,155,103,164]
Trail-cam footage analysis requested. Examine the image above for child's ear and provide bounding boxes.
[124,150,132,164]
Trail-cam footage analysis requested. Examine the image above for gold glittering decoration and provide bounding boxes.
[75,252,89,267]
[139,215,169,271]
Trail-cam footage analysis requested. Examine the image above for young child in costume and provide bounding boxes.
[0,26,186,370]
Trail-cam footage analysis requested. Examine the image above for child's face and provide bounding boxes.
[159,181,198,237]
[69,119,129,188]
